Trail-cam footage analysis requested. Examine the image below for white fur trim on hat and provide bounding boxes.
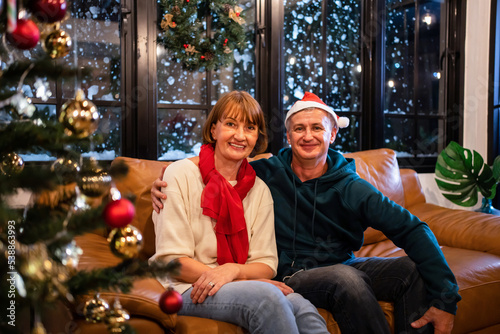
[285,92,349,129]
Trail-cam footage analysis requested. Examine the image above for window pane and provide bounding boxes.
[62,1,122,102]
[384,0,444,157]
[415,2,442,116]
[385,4,415,114]
[325,0,361,113]
[211,0,257,103]
[157,47,208,105]
[157,0,256,159]
[283,0,361,153]
[332,115,360,152]
[283,0,324,109]
[384,116,415,155]
[158,109,206,160]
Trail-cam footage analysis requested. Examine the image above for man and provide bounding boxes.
[152,92,460,334]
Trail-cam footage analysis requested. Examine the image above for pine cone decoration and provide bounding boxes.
[224,4,232,13]
[204,51,215,61]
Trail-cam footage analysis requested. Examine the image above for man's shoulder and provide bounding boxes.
[250,155,280,169]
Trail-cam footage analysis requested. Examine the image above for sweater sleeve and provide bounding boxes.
[150,160,197,266]
[244,178,278,276]
[347,178,461,314]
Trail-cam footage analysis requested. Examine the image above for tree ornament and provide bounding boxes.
[9,92,36,117]
[105,299,130,332]
[51,157,80,184]
[103,198,136,228]
[83,293,109,323]
[31,0,68,23]
[108,225,143,259]
[7,18,40,50]
[1,152,24,175]
[44,27,72,58]
[59,89,99,138]
[157,0,247,71]
[77,158,112,198]
[6,0,17,33]
[34,78,53,101]
[159,288,183,314]
[54,240,83,268]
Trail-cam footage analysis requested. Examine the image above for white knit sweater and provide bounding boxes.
[150,158,277,294]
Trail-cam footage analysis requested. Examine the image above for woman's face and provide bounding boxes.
[210,115,259,163]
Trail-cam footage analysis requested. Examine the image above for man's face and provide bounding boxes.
[286,109,337,163]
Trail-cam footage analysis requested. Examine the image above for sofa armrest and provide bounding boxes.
[399,169,426,208]
[408,202,500,256]
[74,234,176,329]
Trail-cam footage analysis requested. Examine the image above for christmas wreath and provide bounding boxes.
[158,0,247,72]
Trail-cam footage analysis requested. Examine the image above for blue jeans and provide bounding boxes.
[179,280,329,334]
[284,256,431,334]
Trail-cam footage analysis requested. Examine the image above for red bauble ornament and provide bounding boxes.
[32,0,67,23]
[102,198,136,228]
[7,19,40,50]
[159,289,183,314]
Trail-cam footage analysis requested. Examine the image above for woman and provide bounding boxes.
[150,91,328,333]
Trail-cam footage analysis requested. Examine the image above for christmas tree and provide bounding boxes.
[0,1,180,333]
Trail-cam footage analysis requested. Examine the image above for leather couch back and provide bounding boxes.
[112,148,404,259]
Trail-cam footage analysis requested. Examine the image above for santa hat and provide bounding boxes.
[285,92,350,129]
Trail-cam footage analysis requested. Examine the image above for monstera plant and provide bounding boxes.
[435,141,500,211]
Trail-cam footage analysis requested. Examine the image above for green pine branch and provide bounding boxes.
[67,259,181,296]
[0,57,92,90]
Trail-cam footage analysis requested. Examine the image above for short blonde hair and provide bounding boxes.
[202,91,268,155]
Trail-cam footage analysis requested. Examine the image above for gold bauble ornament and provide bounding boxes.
[59,89,99,138]
[105,299,130,333]
[83,293,109,323]
[51,157,80,184]
[108,225,143,259]
[44,28,72,58]
[1,153,24,175]
[77,157,112,198]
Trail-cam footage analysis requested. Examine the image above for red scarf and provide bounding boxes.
[199,144,255,265]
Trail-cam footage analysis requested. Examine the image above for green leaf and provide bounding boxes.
[493,156,500,182]
[435,142,494,207]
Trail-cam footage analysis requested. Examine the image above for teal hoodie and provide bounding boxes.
[250,147,460,314]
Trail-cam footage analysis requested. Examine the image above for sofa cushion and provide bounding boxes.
[344,149,405,245]
[112,157,171,259]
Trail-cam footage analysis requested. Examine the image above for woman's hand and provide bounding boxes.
[190,263,241,304]
[151,166,167,213]
[255,279,294,295]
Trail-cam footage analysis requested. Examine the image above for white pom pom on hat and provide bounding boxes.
[285,92,350,129]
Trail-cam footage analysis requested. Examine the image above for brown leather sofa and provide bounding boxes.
[65,148,500,334]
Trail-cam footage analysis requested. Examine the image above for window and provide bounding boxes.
[155,0,258,160]
[384,0,444,157]
[283,0,361,152]
[277,0,465,171]
[1,0,123,161]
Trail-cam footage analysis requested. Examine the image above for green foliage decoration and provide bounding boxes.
[157,0,247,71]
[435,141,500,207]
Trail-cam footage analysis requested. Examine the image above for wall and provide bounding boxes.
[419,0,491,210]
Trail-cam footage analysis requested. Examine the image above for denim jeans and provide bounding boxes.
[179,280,329,334]
[284,256,432,334]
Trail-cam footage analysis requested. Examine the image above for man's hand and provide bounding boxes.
[255,279,294,296]
[151,165,167,213]
[411,306,454,334]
